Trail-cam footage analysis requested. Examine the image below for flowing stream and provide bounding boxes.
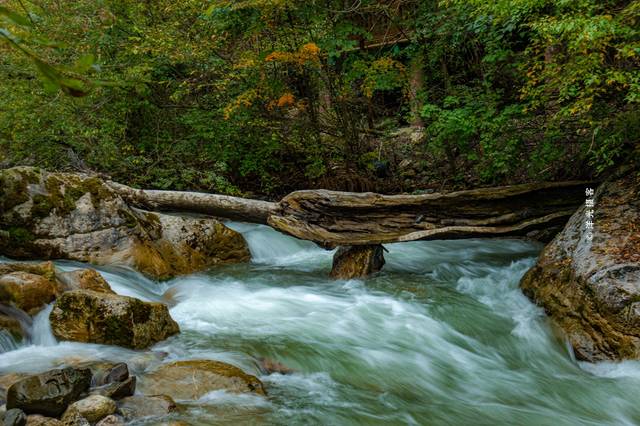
[2,224,640,425]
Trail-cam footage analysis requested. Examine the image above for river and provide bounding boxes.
[2,223,640,425]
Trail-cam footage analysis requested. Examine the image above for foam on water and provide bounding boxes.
[2,228,640,425]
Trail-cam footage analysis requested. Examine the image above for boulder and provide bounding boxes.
[0,167,250,280]
[521,169,640,361]
[49,290,179,349]
[116,395,177,420]
[138,360,266,400]
[55,270,113,294]
[94,415,124,426]
[90,377,135,400]
[4,408,27,426]
[88,363,129,387]
[25,415,62,426]
[0,266,58,314]
[330,244,385,279]
[63,395,116,424]
[7,368,92,417]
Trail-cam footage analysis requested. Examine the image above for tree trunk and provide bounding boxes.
[107,181,278,224]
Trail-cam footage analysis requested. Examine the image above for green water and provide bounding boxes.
[2,224,640,425]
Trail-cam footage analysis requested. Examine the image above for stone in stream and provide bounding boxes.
[89,377,136,400]
[116,395,177,420]
[94,415,124,426]
[89,363,129,387]
[6,367,92,417]
[0,166,250,280]
[49,290,179,349]
[62,395,116,424]
[521,168,640,361]
[330,244,385,279]
[24,415,63,426]
[55,269,114,295]
[137,360,266,400]
[0,262,59,315]
[4,408,27,426]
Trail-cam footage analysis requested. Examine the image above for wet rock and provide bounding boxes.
[55,269,114,295]
[116,395,177,420]
[7,367,92,417]
[89,363,128,387]
[0,167,250,280]
[138,360,266,399]
[0,305,31,342]
[63,395,116,424]
[58,407,89,426]
[94,415,124,426]
[25,415,62,426]
[257,357,294,375]
[0,373,28,402]
[49,290,179,349]
[0,262,59,315]
[330,244,385,279]
[90,377,136,400]
[4,408,27,426]
[521,169,640,361]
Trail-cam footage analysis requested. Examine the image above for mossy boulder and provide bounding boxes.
[0,167,250,280]
[520,169,640,361]
[49,290,179,349]
[137,359,266,400]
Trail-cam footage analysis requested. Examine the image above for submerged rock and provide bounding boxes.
[49,290,179,349]
[0,167,250,280]
[116,395,177,420]
[521,169,640,361]
[138,360,266,400]
[6,368,92,417]
[330,244,385,279]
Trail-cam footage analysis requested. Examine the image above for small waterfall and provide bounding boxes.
[0,329,19,353]
[31,304,57,346]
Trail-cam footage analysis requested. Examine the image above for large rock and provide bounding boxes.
[521,169,640,361]
[330,244,385,279]
[49,290,179,349]
[7,368,92,417]
[0,167,250,280]
[138,360,266,400]
[0,262,59,315]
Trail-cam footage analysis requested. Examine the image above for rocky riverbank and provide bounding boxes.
[520,168,640,361]
[0,167,250,280]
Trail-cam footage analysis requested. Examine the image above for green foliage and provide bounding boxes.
[1,0,638,195]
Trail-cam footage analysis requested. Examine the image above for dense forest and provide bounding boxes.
[1,0,639,196]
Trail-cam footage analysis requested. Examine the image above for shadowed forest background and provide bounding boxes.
[1,0,638,197]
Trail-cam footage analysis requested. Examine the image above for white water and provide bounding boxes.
[2,225,640,425]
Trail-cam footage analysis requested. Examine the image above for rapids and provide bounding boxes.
[2,223,640,425]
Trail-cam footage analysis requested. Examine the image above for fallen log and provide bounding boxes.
[266,181,592,247]
[108,180,592,247]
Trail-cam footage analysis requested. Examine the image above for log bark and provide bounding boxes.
[107,181,278,224]
[267,181,592,247]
